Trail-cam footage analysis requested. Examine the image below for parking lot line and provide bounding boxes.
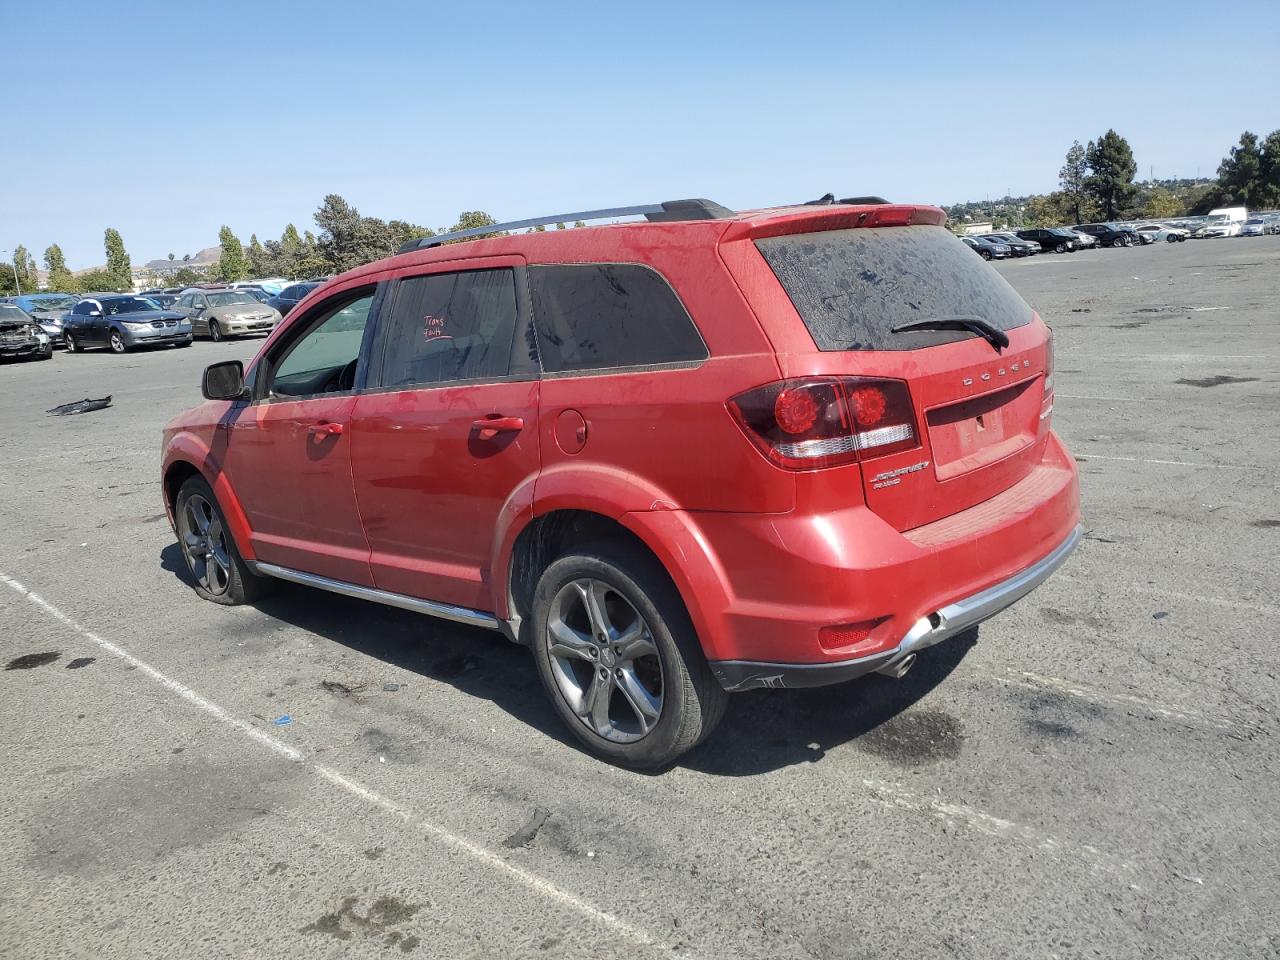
[1058,394,1161,403]
[1073,453,1250,469]
[0,570,671,954]
[859,778,1140,881]
[991,670,1249,732]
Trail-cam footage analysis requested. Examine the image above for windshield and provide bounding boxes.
[0,304,32,323]
[103,297,161,315]
[756,225,1033,351]
[20,295,77,311]
[208,292,257,307]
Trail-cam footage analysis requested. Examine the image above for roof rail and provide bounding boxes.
[397,198,734,253]
[803,193,890,206]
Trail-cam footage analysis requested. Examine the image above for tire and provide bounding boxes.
[64,332,79,353]
[109,330,128,353]
[530,543,728,769]
[1055,243,1067,253]
[209,320,223,342]
[177,337,193,348]
[174,476,274,605]
[980,250,992,260]
[1167,234,1178,243]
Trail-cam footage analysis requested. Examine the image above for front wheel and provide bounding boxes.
[64,332,79,353]
[980,249,992,260]
[1055,243,1067,253]
[109,330,128,353]
[531,544,727,768]
[209,320,223,342]
[174,476,274,605]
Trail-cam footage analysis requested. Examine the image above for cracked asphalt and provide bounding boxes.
[2,236,1278,959]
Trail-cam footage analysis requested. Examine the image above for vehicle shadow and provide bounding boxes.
[160,543,977,775]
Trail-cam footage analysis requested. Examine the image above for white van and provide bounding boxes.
[1195,207,1248,238]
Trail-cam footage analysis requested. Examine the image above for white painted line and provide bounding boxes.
[994,670,1246,732]
[0,571,669,953]
[860,778,1139,879]
[1058,394,1160,403]
[1074,453,1248,469]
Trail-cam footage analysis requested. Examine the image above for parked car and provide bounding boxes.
[961,235,1012,260]
[1239,218,1267,237]
[1192,215,1239,239]
[5,293,77,345]
[172,289,282,341]
[1070,230,1099,250]
[63,295,192,353]
[161,195,1081,768]
[981,233,1040,257]
[0,303,54,360]
[1015,228,1078,253]
[144,292,180,308]
[1073,223,1139,247]
[1134,223,1188,243]
[233,285,275,303]
[265,281,322,317]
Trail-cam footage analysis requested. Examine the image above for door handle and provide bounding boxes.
[472,416,524,440]
[308,421,344,437]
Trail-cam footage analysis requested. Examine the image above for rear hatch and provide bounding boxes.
[749,221,1052,532]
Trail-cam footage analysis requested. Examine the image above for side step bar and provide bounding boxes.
[251,562,504,632]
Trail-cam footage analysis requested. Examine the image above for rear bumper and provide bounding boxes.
[710,524,1081,691]
[629,430,1080,685]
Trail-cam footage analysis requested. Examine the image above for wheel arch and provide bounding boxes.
[162,438,256,561]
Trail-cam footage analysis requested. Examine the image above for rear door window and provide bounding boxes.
[380,268,521,387]
[755,225,1033,351]
[528,264,706,374]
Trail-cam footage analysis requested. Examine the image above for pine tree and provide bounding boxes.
[1084,131,1138,221]
[104,228,133,291]
[1058,141,1089,223]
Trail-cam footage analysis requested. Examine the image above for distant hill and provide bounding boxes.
[142,246,219,272]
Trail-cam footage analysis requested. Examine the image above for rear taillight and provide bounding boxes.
[728,377,919,470]
[1040,332,1055,423]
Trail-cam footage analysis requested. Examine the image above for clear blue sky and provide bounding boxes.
[5,0,1278,269]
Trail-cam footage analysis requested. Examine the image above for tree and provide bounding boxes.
[246,234,267,276]
[104,228,132,291]
[170,266,210,287]
[76,269,117,292]
[314,194,366,271]
[1215,131,1267,207]
[1059,141,1089,223]
[1142,189,1183,220]
[1025,192,1072,227]
[168,252,175,261]
[1083,131,1138,220]
[441,210,501,244]
[12,245,37,292]
[44,244,77,292]
[216,226,249,281]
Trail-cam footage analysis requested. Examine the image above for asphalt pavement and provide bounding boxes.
[2,236,1278,959]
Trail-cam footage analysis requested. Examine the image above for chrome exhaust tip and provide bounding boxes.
[875,652,916,679]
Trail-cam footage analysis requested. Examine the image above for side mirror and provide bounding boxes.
[202,360,246,401]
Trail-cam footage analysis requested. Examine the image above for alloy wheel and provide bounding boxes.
[110,332,126,353]
[545,578,664,744]
[178,494,232,596]
[210,321,223,342]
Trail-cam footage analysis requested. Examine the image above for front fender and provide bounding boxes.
[162,429,256,561]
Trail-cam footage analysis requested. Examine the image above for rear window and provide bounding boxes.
[756,226,1033,351]
[528,264,706,373]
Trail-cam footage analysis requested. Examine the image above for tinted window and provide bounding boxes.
[381,269,518,387]
[73,301,94,315]
[528,264,705,373]
[756,226,1033,351]
[269,292,374,398]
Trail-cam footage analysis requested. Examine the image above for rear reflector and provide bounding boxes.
[1040,331,1055,423]
[819,618,885,652]
[729,377,919,469]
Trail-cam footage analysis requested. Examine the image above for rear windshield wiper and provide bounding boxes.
[891,316,1009,351]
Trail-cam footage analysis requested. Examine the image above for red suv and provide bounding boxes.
[162,197,1080,768]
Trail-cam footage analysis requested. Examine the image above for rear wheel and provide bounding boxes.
[209,320,224,342]
[109,330,128,353]
[531,544,727,769]
[175,476,274,605]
